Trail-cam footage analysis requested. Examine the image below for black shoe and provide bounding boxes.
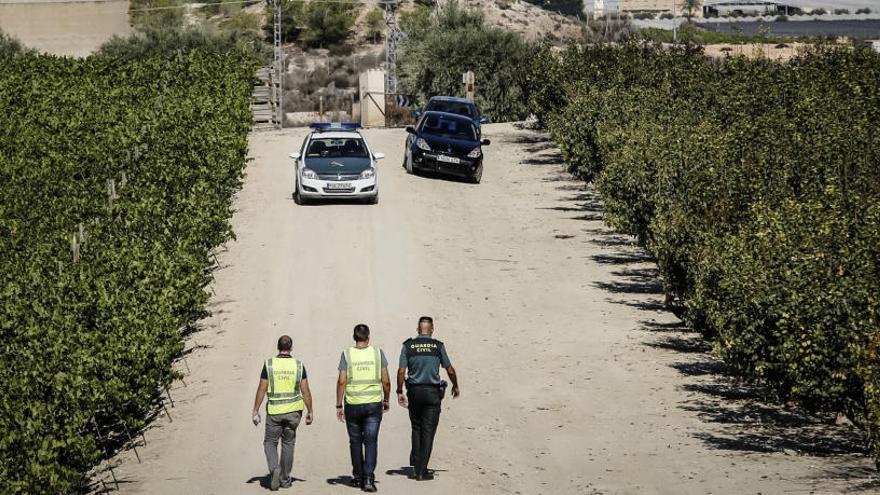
[414,471,434,481]
[349,476,362,488]
[362,476,377,492]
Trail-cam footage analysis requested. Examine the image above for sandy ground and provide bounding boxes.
[109,124,877,494]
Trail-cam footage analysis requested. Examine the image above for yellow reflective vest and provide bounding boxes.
[344,346,383,405]
[265,357,304,415]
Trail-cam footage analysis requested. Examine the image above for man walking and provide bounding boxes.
[396,316,459,481]
[336,324,390,492]
[252,335,314,491]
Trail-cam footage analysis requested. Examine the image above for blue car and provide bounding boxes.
[414,96,490,135]
[404,111,490,183]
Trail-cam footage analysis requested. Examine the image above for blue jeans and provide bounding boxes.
[345,401,383,479]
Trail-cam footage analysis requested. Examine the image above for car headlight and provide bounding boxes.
[301,168,318,179]
[467,148,482,158]
[416,138,431,151]
[359,168,375,180]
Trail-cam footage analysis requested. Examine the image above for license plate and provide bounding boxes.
[326,182,352,189]
[437,154,460,164]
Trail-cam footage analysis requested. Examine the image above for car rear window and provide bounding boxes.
[425,100,477,119]
[306,138,369,158]
[420,115,477,141]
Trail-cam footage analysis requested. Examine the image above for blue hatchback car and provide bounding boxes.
[404,111,490,183]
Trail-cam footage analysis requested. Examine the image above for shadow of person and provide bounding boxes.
[326,474,362,487]
[385,466,415,478]
[245,475,306,490]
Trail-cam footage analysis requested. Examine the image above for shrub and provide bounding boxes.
[775,15,788,22]
[812,8,827,15]
[299,0,359,48]
[0,29,34,58]
[660,12,674,19]
[366,8,385,43]
[834,8,850,15]
[129,0,185,31]
[856,8,871,15]
[633,12,656,20]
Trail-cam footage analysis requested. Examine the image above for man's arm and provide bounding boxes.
[446,366,460,398]
[301,378,314,424]
[252,378,269,420]
[396,367,407,408]
[336,370,347,422]
[381,367,391,411]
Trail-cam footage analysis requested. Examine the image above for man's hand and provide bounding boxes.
[252,411,261,426]
[383,400,390,413]
[336,408,345,423]
[397,392,408,408]
[452,386,460,399]
[305,411,314,425]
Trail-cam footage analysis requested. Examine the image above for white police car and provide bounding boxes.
[289,123,383,205]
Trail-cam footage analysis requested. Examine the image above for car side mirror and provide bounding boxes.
[373,152,385,160]
[481,139,491,146]
[413,111,422,118]
[479,116,490,124]
[405,126,417,135]
[289,151,301,160]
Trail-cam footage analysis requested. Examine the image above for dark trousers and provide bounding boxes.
[345,401,383,480]
[407,385,442,476]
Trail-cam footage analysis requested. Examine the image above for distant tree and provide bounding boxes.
[811,8,827,15]
[582,15,638,42]
[366,8,385,44]
[856,8,871,14]
[298,0,359,48]
[130,0,184,31]
[682,0,700,21]
[0,29,34,58]
[265,0,304,41]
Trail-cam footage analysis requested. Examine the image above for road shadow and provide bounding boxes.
[326,474,361,487]
[245,475,306,489]
[385,466,415,478]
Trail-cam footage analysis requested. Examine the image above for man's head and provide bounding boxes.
[353,323,370,343]
[417,316,434,336]
[277,335,293,353]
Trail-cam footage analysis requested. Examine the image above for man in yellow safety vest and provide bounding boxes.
[336,324,391,492]
[252,335,314,491]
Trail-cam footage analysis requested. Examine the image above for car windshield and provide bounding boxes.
[420,115,477,141]
[425,100,477,119]
[305,137,368,158]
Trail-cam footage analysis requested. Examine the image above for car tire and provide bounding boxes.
[293,183,307,205]
[470,164,483,184]
[366,194,379,205]
[405,152,415,175]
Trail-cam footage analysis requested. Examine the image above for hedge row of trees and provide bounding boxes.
[0,34,258,492]
[527,43,880,463]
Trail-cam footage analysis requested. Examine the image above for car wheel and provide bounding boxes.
[293,183,307,205]
[471,164,483,184]
[405,153,414,175]
[366,194,379,205]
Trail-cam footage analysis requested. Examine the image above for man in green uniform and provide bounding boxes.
[252,335,314,491]
[336,324,390,492]
[396,316,459,481]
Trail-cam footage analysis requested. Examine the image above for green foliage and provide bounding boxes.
[0,39,258,493]
[640,24,797,44]
[298,0,359,48]
[366,8,385,44]
[0,29,34,58]
[399,0,538,122]
[98,27,268,61]
[130,0,185,31]
[534,42,880,465]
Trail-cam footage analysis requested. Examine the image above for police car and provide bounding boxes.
[289,123,383,205]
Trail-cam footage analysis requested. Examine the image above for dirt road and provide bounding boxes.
[112,124,874,494]
[0,0,130,57]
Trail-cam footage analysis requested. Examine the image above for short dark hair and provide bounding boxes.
[418,316,433,326]
[277,335,293,352]
[353,324,370,342]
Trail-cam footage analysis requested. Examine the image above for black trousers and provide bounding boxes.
[406,385,442,476]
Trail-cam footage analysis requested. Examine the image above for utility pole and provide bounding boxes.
[273,0,283,128]
[672,0,677,43]
[383,0,405,96]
